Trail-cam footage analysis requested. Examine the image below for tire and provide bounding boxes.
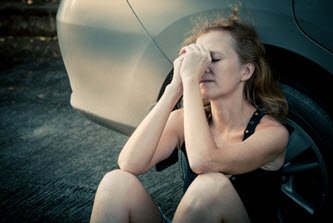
[278,84,333,223]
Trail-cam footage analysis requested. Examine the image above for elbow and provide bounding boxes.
[117,157,147,176]
[187,144,220,174]
[117,154,126,170]
[188,156,212,175]
[190,164,206,175]
[118,158,141,175]
[188,153,227,175]
[117,158,131,173]
[117,153,133,172]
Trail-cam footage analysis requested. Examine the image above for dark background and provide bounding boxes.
[0,1,182,222]
[0,0,61,71]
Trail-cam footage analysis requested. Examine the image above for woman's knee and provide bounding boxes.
[93,169,147,209]
[93,169,162,223]
[91,169,158,222]
[98,169,141,192]
[181,173,233,209]
[190,173,232,196]
[174,173,235,222]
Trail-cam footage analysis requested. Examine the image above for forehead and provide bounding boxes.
[196,30,235,52]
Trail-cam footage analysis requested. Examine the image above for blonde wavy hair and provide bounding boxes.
[181,6,288,123]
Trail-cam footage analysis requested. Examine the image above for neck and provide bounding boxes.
[210,97,255,133]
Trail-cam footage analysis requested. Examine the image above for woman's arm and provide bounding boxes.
[183,106,289,175]
[118,56,184,175]
[182,78,218,173]
[205,122,289,174]
[179,43,219,173]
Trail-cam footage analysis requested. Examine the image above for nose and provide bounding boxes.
[205,67,211,73]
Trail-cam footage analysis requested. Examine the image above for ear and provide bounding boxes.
[240,63,255,81]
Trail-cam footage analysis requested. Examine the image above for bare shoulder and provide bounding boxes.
[170,108,184,124]
[259,115,288,131]
[257,115,289,145]
[254,115,289,169]
[171,107,184,117]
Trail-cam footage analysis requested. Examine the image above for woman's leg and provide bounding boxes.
[90,169,162,223]
[173,172,250,223]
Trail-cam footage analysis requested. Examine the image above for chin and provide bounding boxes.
[200,89,223,101]
[200,91,212,100]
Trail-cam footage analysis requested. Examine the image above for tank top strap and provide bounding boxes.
[242,110,264,141]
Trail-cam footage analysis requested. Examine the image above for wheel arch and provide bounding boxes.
[265,44,333,117]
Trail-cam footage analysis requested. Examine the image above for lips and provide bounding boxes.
[200,79,214,83]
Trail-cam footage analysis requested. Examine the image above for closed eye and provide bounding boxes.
[211,58,221,63]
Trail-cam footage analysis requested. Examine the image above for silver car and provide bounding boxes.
[56,0,333,222]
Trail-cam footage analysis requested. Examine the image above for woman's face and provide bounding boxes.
[196,30,248,100]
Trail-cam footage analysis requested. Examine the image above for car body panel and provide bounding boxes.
[57,0,333,135]
[129,0,333,73]
[293,0,333,53]
[57,0,172,134]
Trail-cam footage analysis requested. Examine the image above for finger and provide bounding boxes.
[197,43,210,57]
[196,43,205,53]
[173,56,184,68]
[179,53,186,59]
[201,46,212,64]
[188,43,200,54]
[179,47,186,55]
[176,53,186,62]
[180,46,193,57]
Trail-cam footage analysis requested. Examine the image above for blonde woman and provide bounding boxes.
[90,8,289,223]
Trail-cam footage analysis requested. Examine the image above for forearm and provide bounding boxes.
[118,84,182,173]
[182,79,217,173]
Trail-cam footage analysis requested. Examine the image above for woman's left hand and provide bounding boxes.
[179,43,211,83]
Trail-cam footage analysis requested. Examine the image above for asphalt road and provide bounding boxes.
[0,58,182,222]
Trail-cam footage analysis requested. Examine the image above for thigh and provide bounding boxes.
[91,169,163,223]
[174,172,250,223]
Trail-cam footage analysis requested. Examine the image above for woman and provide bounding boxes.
[90,8,289,223]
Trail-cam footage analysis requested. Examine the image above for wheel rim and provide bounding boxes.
[279,118,329,222]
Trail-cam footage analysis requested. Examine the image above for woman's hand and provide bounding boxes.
[179,43,211,83]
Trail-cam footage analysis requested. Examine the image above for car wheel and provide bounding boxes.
[278,84,333,223]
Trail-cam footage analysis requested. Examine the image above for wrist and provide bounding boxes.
[164,84,183,99]
[182,76,199,87]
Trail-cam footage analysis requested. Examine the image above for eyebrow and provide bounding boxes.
[210,51,224,57]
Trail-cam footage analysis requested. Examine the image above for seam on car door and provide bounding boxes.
[292,0,332,55]
[125,0,172,64]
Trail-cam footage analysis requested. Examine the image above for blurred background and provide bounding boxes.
[0,0,61,71]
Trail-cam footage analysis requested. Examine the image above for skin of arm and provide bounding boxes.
[180,43,220,174]
[182,91,289,175]
[117,56,185,175]
[182,77,219,174]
